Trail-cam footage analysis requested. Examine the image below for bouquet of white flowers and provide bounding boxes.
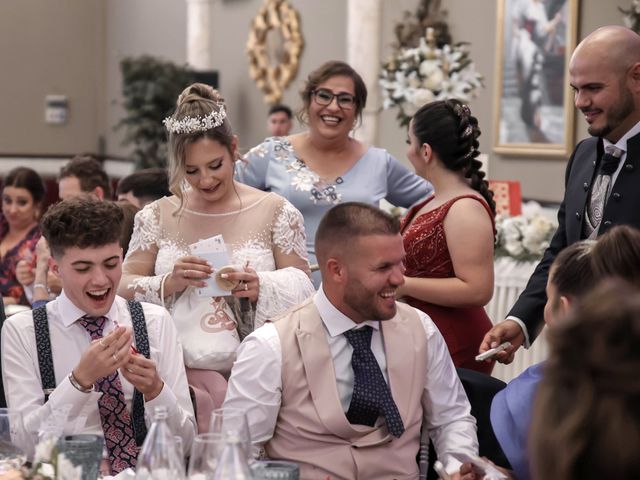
[619,0,640,33]
[495,202,558,263]
[379,28,483,126]
[11,438,82,480]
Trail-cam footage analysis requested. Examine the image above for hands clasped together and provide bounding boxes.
[165,255,260,303]
[73,326,164,401]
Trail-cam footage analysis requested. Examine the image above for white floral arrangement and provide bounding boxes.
[619,0,640,33]
[495,202,558,263]
[379,28,484,126]
[11,438,82,480]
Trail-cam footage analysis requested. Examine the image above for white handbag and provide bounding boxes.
[169,285,240,373]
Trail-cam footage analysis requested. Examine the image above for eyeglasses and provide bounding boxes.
[312,89,356,110]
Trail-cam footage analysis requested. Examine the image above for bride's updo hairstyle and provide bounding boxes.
[411,99,495,215]
[164,83,235,210]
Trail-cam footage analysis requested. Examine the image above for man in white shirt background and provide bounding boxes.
[224,202,478,480]
[1,196,195,474]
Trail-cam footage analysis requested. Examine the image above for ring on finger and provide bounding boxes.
[99,339,108,348]
[183,269,189,279]
[244,282,249,291]
[113,353,119,362]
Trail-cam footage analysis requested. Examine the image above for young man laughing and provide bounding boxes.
[1,197,195,474]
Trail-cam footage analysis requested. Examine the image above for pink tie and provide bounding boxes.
[77,316,139,474]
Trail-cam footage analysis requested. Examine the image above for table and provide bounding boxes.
[485,257,549,383]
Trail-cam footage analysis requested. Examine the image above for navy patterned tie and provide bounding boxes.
[344,326,405,437]
[78,316,139,473]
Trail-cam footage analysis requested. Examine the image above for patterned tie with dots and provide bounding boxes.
[343,326,405,437]
[77,316,139,474]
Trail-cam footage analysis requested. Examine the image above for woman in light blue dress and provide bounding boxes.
[238,61,432,285]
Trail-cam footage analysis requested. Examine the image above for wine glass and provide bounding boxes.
[187,433,226,479]
[209,408,252,460]
[0,409,27,473]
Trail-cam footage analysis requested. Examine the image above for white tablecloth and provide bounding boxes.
[485,257,549,383]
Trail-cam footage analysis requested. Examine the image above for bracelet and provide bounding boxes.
[68,372,94,393]
[33,283,49,292]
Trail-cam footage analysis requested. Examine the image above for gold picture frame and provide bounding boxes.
[493,0,579,157]
[246,0,304,105]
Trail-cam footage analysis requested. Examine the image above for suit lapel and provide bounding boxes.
[566,138,600,243]
[296,307,364,438]
[601,131,640,234]
[380,316,414,425]
[295,305,392,444]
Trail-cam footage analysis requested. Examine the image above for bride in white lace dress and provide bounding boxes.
[118,84,314,372]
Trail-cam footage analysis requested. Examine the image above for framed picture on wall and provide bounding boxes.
[493,0,579,156]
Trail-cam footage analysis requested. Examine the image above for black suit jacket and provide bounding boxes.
[508,131,640,340]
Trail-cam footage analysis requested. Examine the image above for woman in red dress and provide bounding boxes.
[399,99,496,374]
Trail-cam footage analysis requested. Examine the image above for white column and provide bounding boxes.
[347,0,382,146]
[186,0,213,70]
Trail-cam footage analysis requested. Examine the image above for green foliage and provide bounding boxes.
[116,56,194,169]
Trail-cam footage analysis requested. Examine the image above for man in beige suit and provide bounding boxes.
[224,202,478,479]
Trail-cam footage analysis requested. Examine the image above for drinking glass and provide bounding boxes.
[209,408,251,460]
[187,433,226,480]
[174,435,184,462]
[0,409,27,474]
[250,460,300,479]
[56,434,104,480]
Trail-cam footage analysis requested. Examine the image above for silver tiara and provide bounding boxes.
[163,105,227,134]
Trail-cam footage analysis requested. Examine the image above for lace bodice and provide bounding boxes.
[120,192,314,327]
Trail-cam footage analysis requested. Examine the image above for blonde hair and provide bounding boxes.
[166,83,236,213]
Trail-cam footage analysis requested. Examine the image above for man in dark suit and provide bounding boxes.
[480,25,640,363]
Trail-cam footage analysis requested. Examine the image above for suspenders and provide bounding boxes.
[32,300,150,446]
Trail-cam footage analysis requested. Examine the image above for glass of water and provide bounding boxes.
[0,408,27,474]
[209,408,252,461]
[187,433,226,479]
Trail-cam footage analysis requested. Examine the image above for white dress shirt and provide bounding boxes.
[1,292,196,457]
[224,288,478,473]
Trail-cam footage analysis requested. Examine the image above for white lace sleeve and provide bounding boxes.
[272,199,309,272]
[119,203,167,305]
[254,267,315,328]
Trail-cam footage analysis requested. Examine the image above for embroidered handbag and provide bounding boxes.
[170,287,240,373]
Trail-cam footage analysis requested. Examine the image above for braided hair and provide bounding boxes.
[411,99,495,215]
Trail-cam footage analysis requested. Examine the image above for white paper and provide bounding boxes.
[190,235,232,297]
[449,452,509,480]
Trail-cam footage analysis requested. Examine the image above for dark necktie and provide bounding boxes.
[77,316,139,473]
[344,326,405,437]
[585,145,624,237]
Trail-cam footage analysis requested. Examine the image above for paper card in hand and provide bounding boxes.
[190,235,232,297]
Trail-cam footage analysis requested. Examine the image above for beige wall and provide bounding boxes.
[104,0,346,157]
[104,0,187,158]
[0,0,626,200]
[0,0,104,155]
